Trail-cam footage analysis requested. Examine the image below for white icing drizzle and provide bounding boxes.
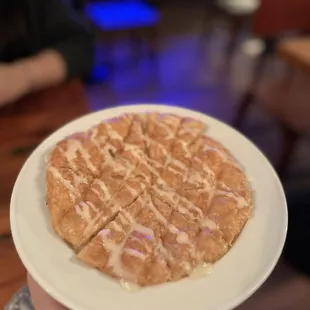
[134,223,155,238]
[90,187,105,202]
[102,235,134,279]
[102,143,117,158]
[169,157,187,171]
[139,158,161,178]
[151,117,175,140]
[83,202,115,237]
[99,226,135,279]
[93,179,111,200]
[87,201,97,212]
[178,125,201,136]
[153,182,203,219]
[64,139,98,173]
[75,202,92,221]
[176,232,190,244]
[215,190,248,209]
[118,212,131,226]
[99,228,110,238]
[186,170,206,187]
[193,156,215,176]
[154,141,169,155]
[130,235,153,253]
[106,123,123,141]
[180,262,192,274]
[111,221,124,232]
[124,248,147,260]
[152,185,177,205]
[120,279,141,292]
[146,197,191,246]
[90,127,108,146]
[177,140,191,158]
[189,263,213,279]
[123,142,143,152]
[73,174,87,188]
[49,166,79,197]
[217,181,231,191]
[155,238,174,262]
[167,165,183,176]
[201,218,218,231]
[61,141,77,168]
[161,114,180,127]
[177,204,194,217]
[181,197,204,217]
[124,184,139,197]
[99,211,154,281]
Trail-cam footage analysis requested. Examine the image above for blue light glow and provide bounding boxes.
[85,2,160,31]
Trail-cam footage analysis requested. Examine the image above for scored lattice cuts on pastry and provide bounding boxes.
[46,112,252,287]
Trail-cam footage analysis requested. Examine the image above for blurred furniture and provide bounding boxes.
[202,0,259,56]
[248,0,310,72]
[0,80,89,308]
[217,0,259,51]
[233,0,310,178]
[85,1,160,77]
[233,37,310,178]
[234,0,310,100]
[217,0,259,15]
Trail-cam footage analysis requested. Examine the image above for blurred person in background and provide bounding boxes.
[3,0,93,309]
[0,0,94,107]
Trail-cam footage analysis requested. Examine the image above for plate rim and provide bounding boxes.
[10,103,288,310]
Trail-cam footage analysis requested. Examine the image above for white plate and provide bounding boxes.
[11,104,287,310]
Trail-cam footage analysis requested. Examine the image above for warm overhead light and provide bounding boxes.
[240,38,265,57]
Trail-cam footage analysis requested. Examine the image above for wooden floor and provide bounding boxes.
[1,3,310,309]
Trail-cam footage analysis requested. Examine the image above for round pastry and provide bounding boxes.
[46,112,252,287]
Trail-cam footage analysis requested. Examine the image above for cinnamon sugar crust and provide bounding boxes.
[46,112,253,286]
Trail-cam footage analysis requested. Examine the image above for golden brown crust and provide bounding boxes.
[46,112,253,286]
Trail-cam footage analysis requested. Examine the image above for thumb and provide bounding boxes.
[27,273,68,310]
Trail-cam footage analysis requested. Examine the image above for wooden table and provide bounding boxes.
[278,38,310,76]
[0,80,90,309]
